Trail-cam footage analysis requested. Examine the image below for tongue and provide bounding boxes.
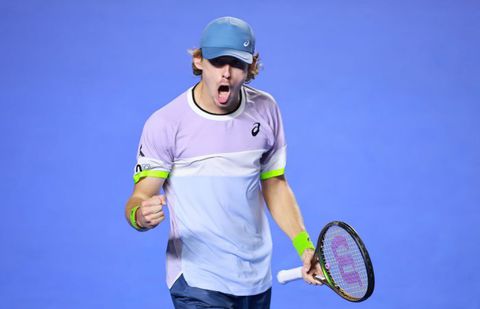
[218,91,230,104]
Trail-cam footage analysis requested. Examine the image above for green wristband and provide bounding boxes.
[129,206,147,231]
[292,231,315,257]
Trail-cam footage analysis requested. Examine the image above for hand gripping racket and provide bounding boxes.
[277,221,375,302]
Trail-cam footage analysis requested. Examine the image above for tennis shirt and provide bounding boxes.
[133,84,287,296]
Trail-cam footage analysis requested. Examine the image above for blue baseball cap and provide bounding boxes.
[200,17,255,64]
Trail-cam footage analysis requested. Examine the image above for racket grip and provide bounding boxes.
[277,266,302,284]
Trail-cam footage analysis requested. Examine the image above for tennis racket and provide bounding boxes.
[277,221,375,302]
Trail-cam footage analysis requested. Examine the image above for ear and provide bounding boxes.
[193,55,204,71]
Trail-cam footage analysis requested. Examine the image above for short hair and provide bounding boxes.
[189,48,261,83]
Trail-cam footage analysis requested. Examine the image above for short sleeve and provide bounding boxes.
[260,101,287,180]
[133,113,175,183]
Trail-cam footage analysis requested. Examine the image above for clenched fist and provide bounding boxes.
[136,195,166,230]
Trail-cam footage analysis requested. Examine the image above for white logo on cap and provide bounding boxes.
[243,40,250,47]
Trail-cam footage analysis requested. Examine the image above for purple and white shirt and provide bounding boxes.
[133,85,286,296]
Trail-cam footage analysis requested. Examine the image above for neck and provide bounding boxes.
[194,81,241,115]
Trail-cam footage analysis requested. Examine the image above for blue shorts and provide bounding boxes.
[170,275,272,309]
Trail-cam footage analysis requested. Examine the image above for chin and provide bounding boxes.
[216,103,231,109]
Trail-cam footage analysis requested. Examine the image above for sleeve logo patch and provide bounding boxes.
[135,163,151,173]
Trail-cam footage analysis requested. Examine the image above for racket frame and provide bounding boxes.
[316,221,375,302]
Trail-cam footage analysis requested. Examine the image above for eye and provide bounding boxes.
[209,58,226,68]
[209,57,247,70]
[231,60,248,70]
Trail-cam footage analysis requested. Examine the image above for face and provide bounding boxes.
[194,55,249,114]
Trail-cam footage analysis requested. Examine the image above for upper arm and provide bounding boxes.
[260,98,287,181]
[261,175,287,205]
[132,112,174,188]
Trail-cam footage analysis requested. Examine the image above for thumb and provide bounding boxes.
[151,195,166,205]
[159,195,167,205]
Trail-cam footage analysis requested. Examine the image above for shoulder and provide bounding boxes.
[243,85,278,106]
[243,85,282,117]
[144,88,190,130]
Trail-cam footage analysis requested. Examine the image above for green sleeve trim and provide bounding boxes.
[133,170,169,183]
[260,168,285,180]
[293,231,315,257]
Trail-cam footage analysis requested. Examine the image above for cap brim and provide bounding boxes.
[202,47,253,64]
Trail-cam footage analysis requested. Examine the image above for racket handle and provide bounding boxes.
[277,266,302,284]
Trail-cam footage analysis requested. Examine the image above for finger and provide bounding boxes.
[310,265,324,285]
[142,197,163,207]
[151,195,167,205]
[143,211,165,224]
[306,272,323,285]
[307,262,321,274]
[307,259,323,283]
[302,264,317,285]
[310,267,324,284]
[305,276,318,285]
[303,260,323,285]
[315,264,325,280]
[140,204,163,216]
[146,217,164,227]
[147,212,165,221]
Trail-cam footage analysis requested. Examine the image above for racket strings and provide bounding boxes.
[322,226,369,299]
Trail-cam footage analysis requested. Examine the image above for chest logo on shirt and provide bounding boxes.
[251,122,261,136]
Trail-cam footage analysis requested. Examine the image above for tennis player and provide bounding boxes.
[124,16,322,308]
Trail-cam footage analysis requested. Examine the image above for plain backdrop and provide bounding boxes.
[1,0,479,308]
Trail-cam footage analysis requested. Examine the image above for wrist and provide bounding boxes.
[292,231,315,257]
[129,205,148,232]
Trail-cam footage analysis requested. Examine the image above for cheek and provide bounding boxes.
[203,74,219,94]
[232,68,248,82]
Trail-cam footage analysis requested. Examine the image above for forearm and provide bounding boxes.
[263,176,317,270]
[262,176,307,240]
[125,177,165,228]
[124,194,149,224]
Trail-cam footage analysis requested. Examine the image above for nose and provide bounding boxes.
[221,64,231,79]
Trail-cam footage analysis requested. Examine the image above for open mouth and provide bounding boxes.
[218,85,230,104]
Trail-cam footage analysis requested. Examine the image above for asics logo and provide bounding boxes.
[243,40,250,47]
[251,122,260,136]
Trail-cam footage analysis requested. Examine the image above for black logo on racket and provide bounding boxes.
[251,122,260,136]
